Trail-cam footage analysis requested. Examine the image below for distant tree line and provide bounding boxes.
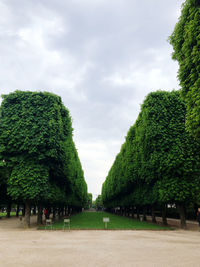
[102,91,200,229]
[94,195,103,210]
[85,193,93,209]
[0,91,88,227]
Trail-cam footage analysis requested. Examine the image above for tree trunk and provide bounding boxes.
[58,208,61,219]
[120,207,123,216]
[53,208,56,220]
[46,207,51,219]
[161,204,168,225]
[124,207,127,217]
[132,207,135,219]
[136,207,140,220]
[22,204,25,217]
[61,207,64,217]
[37,205,43,225]
[66,206,69,216]
[127,207,129,217]
[123,207,126,216]
[24,201,31,228]
[151,204,157,223]
[177,203,187,229]
[16,204,20,217]
[143,206,147,221]
[6,203,11,218]
[33,205,36,215]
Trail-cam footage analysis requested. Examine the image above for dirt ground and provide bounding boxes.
[145,216,199,231]
[0,216,200,267]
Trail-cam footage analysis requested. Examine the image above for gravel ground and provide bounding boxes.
[0,216,200,267]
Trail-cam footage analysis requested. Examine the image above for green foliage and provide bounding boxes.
[102,90,200,209]
[85,193,93,209]
[94,195,103,209]
[169,0,200,138]
[8,160,49,201]
[0,91,88,208]
[141,91,200,205]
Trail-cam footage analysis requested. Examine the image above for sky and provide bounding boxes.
[0,0,185,199]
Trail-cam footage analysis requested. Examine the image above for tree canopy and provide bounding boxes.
[102,90,200,228]
[0,91,88,226]
[169,0,200,139]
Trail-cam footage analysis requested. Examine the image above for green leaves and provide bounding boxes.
[102,90,200,209]
[169,0,200,139]
[0,91,87,208]
[7,160,49,201]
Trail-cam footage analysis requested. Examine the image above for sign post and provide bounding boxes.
[63,218,70,231]
[103,217,110,229]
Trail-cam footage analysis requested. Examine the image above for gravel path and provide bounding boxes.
[145,216,199,231]
[0,216,200,267]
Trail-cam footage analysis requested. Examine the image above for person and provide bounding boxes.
[197,207,200,231]
[44,208,47,219]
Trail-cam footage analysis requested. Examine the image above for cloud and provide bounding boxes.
[0,0,185,196]
[75,140,122,197]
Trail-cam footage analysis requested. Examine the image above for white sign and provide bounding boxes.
[103,217,110,223]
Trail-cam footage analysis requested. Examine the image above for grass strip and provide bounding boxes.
[39,211,171,230]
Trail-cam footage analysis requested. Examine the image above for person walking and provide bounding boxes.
[197,207,200,231]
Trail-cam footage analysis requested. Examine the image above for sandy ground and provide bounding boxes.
[0,216,200,267]
[145,216,199,231]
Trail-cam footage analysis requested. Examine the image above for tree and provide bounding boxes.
[94,195,103,210]
[169,0,200,139]
[85,193,93,209]
[0,91,88,227]
[140,91,200,228]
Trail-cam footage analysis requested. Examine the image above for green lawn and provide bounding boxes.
[40,211,171,230]
[0,212,22,217]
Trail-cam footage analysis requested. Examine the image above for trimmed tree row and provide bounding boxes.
[0,91,88,227]
[102,91,200,229]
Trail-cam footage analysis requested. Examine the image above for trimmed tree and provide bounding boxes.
[0,91,87,227]
[140,91,200,228]
[169,0,200,139]
[102,90,200,229]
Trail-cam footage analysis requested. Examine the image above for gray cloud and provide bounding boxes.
[0,0,184,197]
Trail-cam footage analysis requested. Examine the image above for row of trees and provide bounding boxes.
[102,0,200,230]
[102,91,200,228]
[0,91,88,227]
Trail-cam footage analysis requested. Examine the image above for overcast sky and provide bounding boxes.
[0,0,184,199]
